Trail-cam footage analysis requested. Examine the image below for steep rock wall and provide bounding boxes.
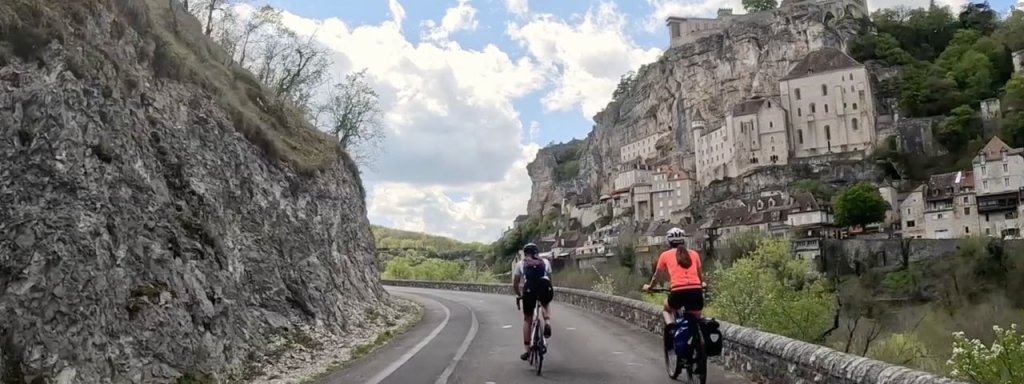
[0,1,384,383]
[525,3,867,215]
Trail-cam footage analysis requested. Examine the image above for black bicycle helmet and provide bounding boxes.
[523,242,539,255]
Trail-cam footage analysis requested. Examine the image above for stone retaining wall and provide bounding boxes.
[382,279,965,384]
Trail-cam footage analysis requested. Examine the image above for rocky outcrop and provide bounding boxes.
[526,139,591,216]
[0,1,384,383]
[524,2,868,217]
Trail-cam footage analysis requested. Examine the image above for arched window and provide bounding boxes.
[825,125,831,140]
[798,108,802,116]
[769,121,773,128]
[795,88,802,100]
[798,130,804,144]
[810,103,816,113]
[824,104,829,113]
[821,84,828,96]
[852,118,859,130]
[852,103,858,110]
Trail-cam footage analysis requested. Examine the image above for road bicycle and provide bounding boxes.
[515,296,546,376]
[644,288,708,383]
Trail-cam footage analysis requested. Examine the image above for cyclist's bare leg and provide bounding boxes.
[661,301,678,351]
[541,304,552,337]
[522,314,533,350]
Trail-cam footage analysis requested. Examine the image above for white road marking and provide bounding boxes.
[363,295,451,384]
[501,325,512,329]
[613,351,622,354]
[566,327,576,330]
[435,301,480,384]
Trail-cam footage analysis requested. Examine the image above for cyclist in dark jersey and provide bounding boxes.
[512,242,553,360]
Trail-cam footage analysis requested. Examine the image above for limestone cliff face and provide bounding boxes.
[525,2,868,215]
[0,1,384,383]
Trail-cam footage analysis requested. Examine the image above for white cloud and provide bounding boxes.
[528,121,540,142]
[422,0,480,42]
[507,3,662,119]
[246,1,546,242]
[369,144,540,242]
[506,0,529,16]
[389,0,406,25]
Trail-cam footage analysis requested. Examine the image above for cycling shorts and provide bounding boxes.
[664,288,704,313]
[521,279,553,320]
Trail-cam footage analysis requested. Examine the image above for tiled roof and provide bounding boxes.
[926,170,974,200]
[789,191,823,212]
[780,47,862,81]
[978,136,1022,161]
[646,221,678,236]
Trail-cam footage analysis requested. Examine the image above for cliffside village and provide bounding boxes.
[510,5,1024,270]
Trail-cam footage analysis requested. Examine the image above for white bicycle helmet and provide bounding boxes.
[665,227,686,244]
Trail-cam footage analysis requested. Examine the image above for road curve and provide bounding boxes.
[321,287,752,384]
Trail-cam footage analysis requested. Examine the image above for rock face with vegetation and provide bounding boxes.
[0,1,383,382]
[524,1,868,214]
[525,139,587,216]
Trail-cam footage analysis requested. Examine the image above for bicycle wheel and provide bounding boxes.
[686,323,707,384]
[534,319,544,375]
[663,321,683,379]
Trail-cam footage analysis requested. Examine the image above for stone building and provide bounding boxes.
[620,132,668,163]
[1014,50,1023,73]
[923,170,978,239]
[898,185,926,239]
[666,8,738,48]
[778,48,877,159]
[973,137,1024,238]
[692,110,738,185]
[650,168,693,221]
[730,96,790,175]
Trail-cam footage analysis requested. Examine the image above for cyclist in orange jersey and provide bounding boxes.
[642,227,706,352]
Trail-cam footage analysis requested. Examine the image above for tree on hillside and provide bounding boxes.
[994,9,1024,52]
[742,0,777,13]
[899,63,965,117]
[706,238,835,342]
[936,105,982,153]
[832,183,888,228]
[250,25,331,113]
[957,1,997,35]
[317,70,385,167]
[1003,75,1024,146]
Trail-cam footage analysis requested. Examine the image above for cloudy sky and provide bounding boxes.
[257,0,1013,243]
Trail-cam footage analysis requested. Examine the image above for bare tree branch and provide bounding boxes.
[316,70,385,168]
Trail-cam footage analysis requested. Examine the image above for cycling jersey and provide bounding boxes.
[656,248,702,291]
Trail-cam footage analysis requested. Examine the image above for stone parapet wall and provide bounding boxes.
[382,279,964,384]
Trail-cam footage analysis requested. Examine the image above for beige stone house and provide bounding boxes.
[778,48,877,159]
[665,8,738,48]
[898,185,926,239]
[651,168,693,221]
[923,170,978,239]
[973,137,1024,238]
[731,96,790,175]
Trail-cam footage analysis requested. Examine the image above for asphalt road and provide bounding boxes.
[322,287,752,384]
